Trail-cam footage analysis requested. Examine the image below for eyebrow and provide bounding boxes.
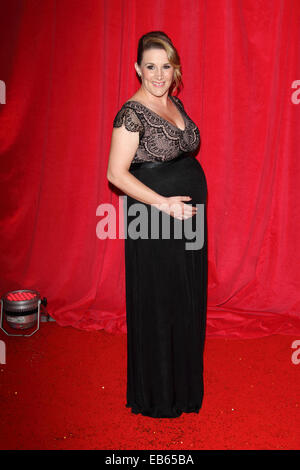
[144,62,171,65]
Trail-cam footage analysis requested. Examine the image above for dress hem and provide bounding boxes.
[125,402,202,419]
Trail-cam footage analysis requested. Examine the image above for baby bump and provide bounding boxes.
[126,155,207,249]
[129,155,207,205]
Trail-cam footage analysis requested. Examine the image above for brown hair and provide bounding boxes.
[136,31,182,94]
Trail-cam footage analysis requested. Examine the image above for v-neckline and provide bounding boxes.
[125,95,186,132]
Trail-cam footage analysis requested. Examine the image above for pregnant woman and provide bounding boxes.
[107,31,208,418]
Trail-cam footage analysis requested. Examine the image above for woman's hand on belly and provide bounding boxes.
[152,196,197,220]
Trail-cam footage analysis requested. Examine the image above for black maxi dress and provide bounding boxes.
[113,95,208,418]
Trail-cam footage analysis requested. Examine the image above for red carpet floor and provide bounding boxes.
[0,322,299,450]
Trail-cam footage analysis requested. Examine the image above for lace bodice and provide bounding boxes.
[113,95,200,163]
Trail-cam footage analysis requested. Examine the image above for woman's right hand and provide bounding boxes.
[153,196,197,220]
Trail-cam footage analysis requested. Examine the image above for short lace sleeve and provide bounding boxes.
[113,106,144,135]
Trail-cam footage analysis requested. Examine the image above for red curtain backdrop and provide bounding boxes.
[1,0,300,338]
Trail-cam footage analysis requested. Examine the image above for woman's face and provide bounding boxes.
[135,48,174,98]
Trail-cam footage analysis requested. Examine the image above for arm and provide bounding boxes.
[107,125,168,206]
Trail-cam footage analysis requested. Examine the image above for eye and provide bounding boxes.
[163,65,171,69]
[146,65,155,70]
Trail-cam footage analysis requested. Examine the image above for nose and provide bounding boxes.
[155,68,163,80]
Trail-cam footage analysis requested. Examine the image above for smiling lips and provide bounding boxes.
[152,81,165,87]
